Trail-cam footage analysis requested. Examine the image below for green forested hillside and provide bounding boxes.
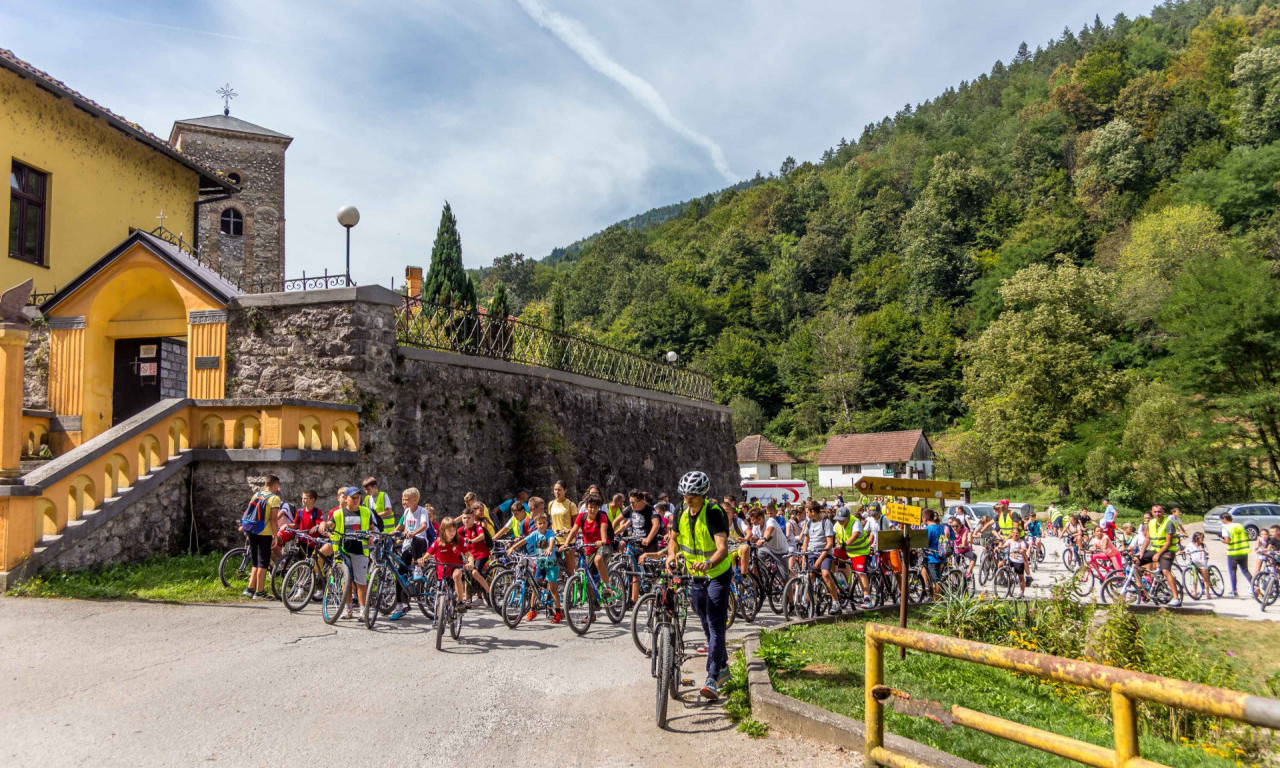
[479,0,1280,511]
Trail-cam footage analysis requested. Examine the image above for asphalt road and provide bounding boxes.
[0,595,855,768]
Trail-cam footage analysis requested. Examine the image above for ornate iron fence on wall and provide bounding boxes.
[394,296,714,402]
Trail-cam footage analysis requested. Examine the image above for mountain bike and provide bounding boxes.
[1253,552,1279,609]
[562,543,628,635]
[321,531,370,625]
[433,562,465,650]
[782,553,837,619]
[749,545,791,614]
[1182,561,1224,601]
[628,562,689,656]
[651,564,702,730]
[279,531,331,613]
[730,563,762,623]
[498,554,558,629]
[218,533,254,590]
[1100,553,1179,605]
[363,531,426,630]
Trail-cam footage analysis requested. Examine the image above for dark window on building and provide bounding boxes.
[226,172,241,185]
[9,161,47,265]
[219,208,243,236]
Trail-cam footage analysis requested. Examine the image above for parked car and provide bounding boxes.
[1203,502,1280,540]
[944,503,995,529]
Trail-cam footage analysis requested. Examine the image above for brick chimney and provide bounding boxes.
[405,266,422,297]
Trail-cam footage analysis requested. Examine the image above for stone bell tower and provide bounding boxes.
[169,105,292,291]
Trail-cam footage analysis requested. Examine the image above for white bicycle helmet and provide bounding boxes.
[677,470,711,497]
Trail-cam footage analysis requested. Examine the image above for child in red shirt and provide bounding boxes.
[460,507,491,602]
[425,517,469,605]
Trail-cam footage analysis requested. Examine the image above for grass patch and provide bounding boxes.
[8,553,249,604]
[762,613,1269,768]
[723,649,769,738]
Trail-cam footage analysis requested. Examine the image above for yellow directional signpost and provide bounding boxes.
[856,477,961,657]
[855,477,961,500]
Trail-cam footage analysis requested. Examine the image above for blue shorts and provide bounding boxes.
[537,558,560,583]
[808,554,833,572]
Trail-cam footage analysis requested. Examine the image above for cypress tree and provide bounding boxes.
[422,202,477,309]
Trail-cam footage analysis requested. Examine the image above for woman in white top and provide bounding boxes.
[1005,526,1028,597]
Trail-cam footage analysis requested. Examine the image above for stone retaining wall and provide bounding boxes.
[220,286,736,516]
[23,323,47,409]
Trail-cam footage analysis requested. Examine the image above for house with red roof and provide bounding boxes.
[735,434,797,480]
[816,429,934,489]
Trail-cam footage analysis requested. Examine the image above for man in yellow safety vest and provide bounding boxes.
[1219,511,1252,596]
[667,470,731,702]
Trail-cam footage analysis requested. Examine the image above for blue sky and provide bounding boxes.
[3,0,1157,282]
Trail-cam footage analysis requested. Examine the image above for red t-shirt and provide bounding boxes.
[463,524,490,560]
[428,539,465,565]
[296,507,324,532]
[576,511,611,556]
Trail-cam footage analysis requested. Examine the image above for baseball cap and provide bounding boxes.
[835,508,850,521]
[340,486,362,497]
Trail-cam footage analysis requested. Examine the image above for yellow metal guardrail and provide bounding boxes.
[864,622,1280,768]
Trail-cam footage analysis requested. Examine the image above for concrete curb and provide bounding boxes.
[743,617,980,768]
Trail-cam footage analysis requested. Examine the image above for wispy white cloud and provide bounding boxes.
[512,0,736,182]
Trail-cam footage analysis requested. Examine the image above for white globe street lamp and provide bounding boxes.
[665,351,678,364]
[337,205,360,284]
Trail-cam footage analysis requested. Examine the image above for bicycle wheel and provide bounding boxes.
[1150,575,1176,606]
[502,579,530,629]
[321,561,351,625]
[418,570,438,619]
[268,554,292,600]
[940,568,965,598]
[363,566,385,629]
[992,567,1014,599]
[605,571,629,624]
[564,573,593,635]
[1061,548,1078,573]
[655,624,674,729]
[782,576,809,620]
[450,599,463,640]
[281,559,315,613]
[766,569,786,615]
[435,592,448,650]
[907,572,928,604]
[631,593,657,656]
[1207,565,1225,598]
[725,587,738,630]
[1036,542,1046,563]
[736,573,762,623]
[1182,568,1204,601]
[1099,572,1127,604]
[978,555,994,585]
[1071,568,1095,598]
[488,568,514,614]
[218,547,250,590]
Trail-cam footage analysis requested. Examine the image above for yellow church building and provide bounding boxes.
[0,48,237,296]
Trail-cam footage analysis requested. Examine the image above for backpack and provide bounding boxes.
[239,491,272,535]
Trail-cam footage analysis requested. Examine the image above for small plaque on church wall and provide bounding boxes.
[195,356,221,370]
[139,344,157,358]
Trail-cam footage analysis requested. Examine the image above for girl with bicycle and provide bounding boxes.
[425,518,469,609]
[1187,532,1212,598]
[1004,524,1028,598]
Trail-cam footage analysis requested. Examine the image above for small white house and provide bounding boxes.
[816,429,934,489]
[736,434,796,480]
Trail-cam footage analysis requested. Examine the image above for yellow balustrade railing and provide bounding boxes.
[0,398,358,575]
[863,622,1280,768]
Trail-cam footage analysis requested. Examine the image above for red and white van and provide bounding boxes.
[740,479,810,505]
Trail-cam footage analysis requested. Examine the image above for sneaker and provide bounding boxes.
[389,604,407,621]
[716,668,732,689]
[241,588,254,598]
[253,591,269,600]
[412,567,424,582]
[343,607,354,620]
[831,604,844,615]
[700,677,720,701]
[695,644,709,655]
[553,611,563,624]
[1170,599,1183,608]
[525,610,538,622]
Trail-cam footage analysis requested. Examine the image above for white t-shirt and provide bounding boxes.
[401,505,429,538]
[1006,539,1025,564]
[759,517,790,554]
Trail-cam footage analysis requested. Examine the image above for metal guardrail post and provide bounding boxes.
[1112,689,1141,767]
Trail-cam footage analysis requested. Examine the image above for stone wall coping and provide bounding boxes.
[188,448,358,464]
[229,284,402,309]
[191,398,360,412]
[0,485,41,497]
[22,408,55,418]
[398,346,731,415]
[743,622,980,768]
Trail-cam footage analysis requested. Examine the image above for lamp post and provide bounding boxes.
[336,205,360,285]
[665,351,678,364]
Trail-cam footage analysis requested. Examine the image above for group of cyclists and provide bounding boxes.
[229,475,1280,705]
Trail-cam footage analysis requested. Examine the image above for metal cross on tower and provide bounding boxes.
[155,210,167,228]
[217,83,238,116]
